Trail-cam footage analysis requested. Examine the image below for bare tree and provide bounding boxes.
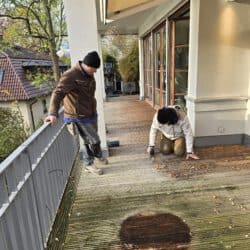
[0,0,67,82]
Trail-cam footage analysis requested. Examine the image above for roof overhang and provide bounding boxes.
[96,0,170,35]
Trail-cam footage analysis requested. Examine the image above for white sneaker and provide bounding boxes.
[98,157,108,165]
[85,164,103,175]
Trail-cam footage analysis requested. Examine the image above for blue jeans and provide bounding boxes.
[75,122,103,166]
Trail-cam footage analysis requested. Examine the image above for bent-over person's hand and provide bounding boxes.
[186,152,199,160]
[147,146,155,156]
[45,115,57,125]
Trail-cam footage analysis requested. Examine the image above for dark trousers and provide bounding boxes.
[75,122,102,166]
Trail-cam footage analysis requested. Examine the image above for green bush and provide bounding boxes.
[119,42,139,82]
[0,107,27,162]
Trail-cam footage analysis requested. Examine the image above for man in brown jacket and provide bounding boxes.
[46,51,107,175]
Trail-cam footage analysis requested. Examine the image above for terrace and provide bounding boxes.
[60,95,250,250]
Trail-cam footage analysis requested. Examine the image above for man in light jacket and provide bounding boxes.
[147,106,199,160]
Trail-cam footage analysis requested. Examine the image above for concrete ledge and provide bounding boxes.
[194,134,246,147]
[243,134,250,145]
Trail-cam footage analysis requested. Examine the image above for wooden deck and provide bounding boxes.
[61,95,250,250]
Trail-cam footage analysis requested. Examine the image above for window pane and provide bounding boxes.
[148,86,152,101]
[148,70,152,87]
[174,95,186,108]
[163,28,166,68]
[175,19,189,45]
[174,71,188,94]
[143,35,152,97]
[156,32,161,70]
[175,47,188,69]
[162,91,167,106]
[155,89,160,106]
[156,71,160,89]
[163,71,166,90]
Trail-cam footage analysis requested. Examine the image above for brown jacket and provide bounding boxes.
[49,62,97,119]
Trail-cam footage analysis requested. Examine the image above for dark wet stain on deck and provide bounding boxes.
[119,211,191,249]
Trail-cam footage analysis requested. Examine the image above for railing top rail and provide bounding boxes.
[0,108,64,174]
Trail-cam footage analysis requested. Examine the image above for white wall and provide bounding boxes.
[197,0,249,98]
[138,0,250,143]
[186,0,200,133]
[189,0,250,139]
[63,0,107,151]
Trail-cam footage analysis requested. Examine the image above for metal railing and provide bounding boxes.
[0,113,79,250]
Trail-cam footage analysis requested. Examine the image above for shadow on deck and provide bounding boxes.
[49,95,250,250]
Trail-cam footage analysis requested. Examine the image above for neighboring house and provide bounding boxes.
[63,0,250,151]
[0,46,68,131]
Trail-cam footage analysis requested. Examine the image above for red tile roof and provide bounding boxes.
[0,47,53,101]
[0,45,51,60]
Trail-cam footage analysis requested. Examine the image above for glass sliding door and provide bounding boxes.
[153,22,166,107]
[143,34,153,102]
[168,3,190,109]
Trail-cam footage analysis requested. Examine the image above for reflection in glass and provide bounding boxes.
[174,71,187,94]
[143,34,153,100]
[163,92,167,106]
[174,95,186,109]
[163,71,166,90]
[148,71,152,87]
[156,32,161,70]
[163,30,166,68]
[153,23,166,106]
[175,19,189,45]
[148,86,152,101]
[155,89,160,106]
[156,71,160,89]
[175,47,188,69]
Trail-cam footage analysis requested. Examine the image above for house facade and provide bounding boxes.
[0,46,67,131]
[63,0,250,149]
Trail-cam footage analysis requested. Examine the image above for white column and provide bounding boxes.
[98,33,107,101]
[64,0,107,152]
[186,0,200,136]
[188,0,249,146]
[138,38,144,100]
[165,20,169,106]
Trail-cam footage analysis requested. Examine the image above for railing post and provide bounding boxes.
[25,149,45,249]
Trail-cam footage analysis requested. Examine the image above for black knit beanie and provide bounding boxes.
[83,51,101,68]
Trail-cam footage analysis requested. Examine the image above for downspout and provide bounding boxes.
[29,99,37,131]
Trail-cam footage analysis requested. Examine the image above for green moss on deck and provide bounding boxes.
[46,155,82,250]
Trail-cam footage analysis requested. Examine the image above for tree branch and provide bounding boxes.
[57,0,65,48]
[30,34,48,40]
[26,1,49,37]
[0,14,27,22]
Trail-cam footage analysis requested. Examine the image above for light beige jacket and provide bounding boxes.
[149,107,194,153]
